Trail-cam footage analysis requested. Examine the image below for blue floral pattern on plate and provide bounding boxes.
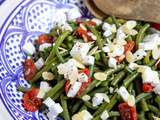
[0,0,91,119]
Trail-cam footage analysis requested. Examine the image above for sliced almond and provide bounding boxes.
[127,95,135,107]
[72,59,85,69]
[94,72,107,81]
[152,46,160,60]
[88,46,99,55]
[42,72,54,81]
[82,95,91,101]
[126,51,135,63]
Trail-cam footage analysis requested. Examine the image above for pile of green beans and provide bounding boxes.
[20,16,160,120]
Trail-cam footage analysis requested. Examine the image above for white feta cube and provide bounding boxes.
[102,23,112,31]
[117,86,130,102]
[35,57,44,70]
[153,84,160,95]
[43,97,56,107]
[82,55,95,65]
[100,110,109,120]
[133,49,146,60]
[128,63,139,70]
[103,30,112,38]
[67,81,82,98]
[22,42,36,55]
[108,57,117,69]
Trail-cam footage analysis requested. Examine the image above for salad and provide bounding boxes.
[19,7,160,120]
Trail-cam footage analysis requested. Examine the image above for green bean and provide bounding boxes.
[55,48,64,63]
[140,99,149,112]
[51,89,64,101]
[123,72,139,87]
[71,100,83,114]
[84,101,98,110]
[89,64,94,78]
[80,80,100,97]
[125,66,133,73]
[105,17,113,24]
[136,93,152,103]
[44,80,65,99]
[146,112,154,120]
[45,31,70,64]
[31,51,69,83]
[136,23,150,49]
[111,71,125,86]
[112,117,118,120]
[67,36,74,42]
[155,96,160,108]
[79,105,87,112]
[143,51,151,65]
[109,111,120,117]
[128,83,134,94]
[93,93,119,117]
[138,111,146,120]
[95,53,101,61]
[126,35,133,41]
[89,87,108,96]
[111,16,121,28]
[60,95,70,120]
[87,25,108,65]
[148,104,160,116]
[17,86,32,93]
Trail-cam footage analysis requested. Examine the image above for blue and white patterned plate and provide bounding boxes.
[0,0,91,119]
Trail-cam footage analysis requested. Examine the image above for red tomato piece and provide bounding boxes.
[115,55,125,64]
[64,80,70,95]
[143,83,154,93]
[124,41,135,53]
[64,68,92,96]
[86,21,97,26]
[37,34,53,45]
[151,23,160,30]
[24,59,37,81]
[77,27,92,42]
[119,102,137,120]
[22,88,42,112]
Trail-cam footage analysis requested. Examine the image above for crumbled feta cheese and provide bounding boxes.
[102,45,110,53]
[22,42,36,55]
[72,110,93,120]
[78,73,88,82]
[117,86,130,102]
[91,18,102,25]
[43,97,63,119]
[128,63,139,70]
[100,110,109,120]
[139,34,160,50]
[115,29,127,45]
[66,6,81,21]
[103,30,112,38]
[70,42,90,61]
[82,55,95,65]
[133,49,147,61]
[82,95,91,101]
[37,82,51,98]
[94,72,107,81]
[39,43,52,51]
[108,57,117,69]
[92,93,109,107]
[43,97,56,107]
[111,45,124,57]
[42,72,54,81]
[57,59,79,84]
[102,22,112,31]
[109,87,114,93]
[67,81,82,98]
[35,57,44,70]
